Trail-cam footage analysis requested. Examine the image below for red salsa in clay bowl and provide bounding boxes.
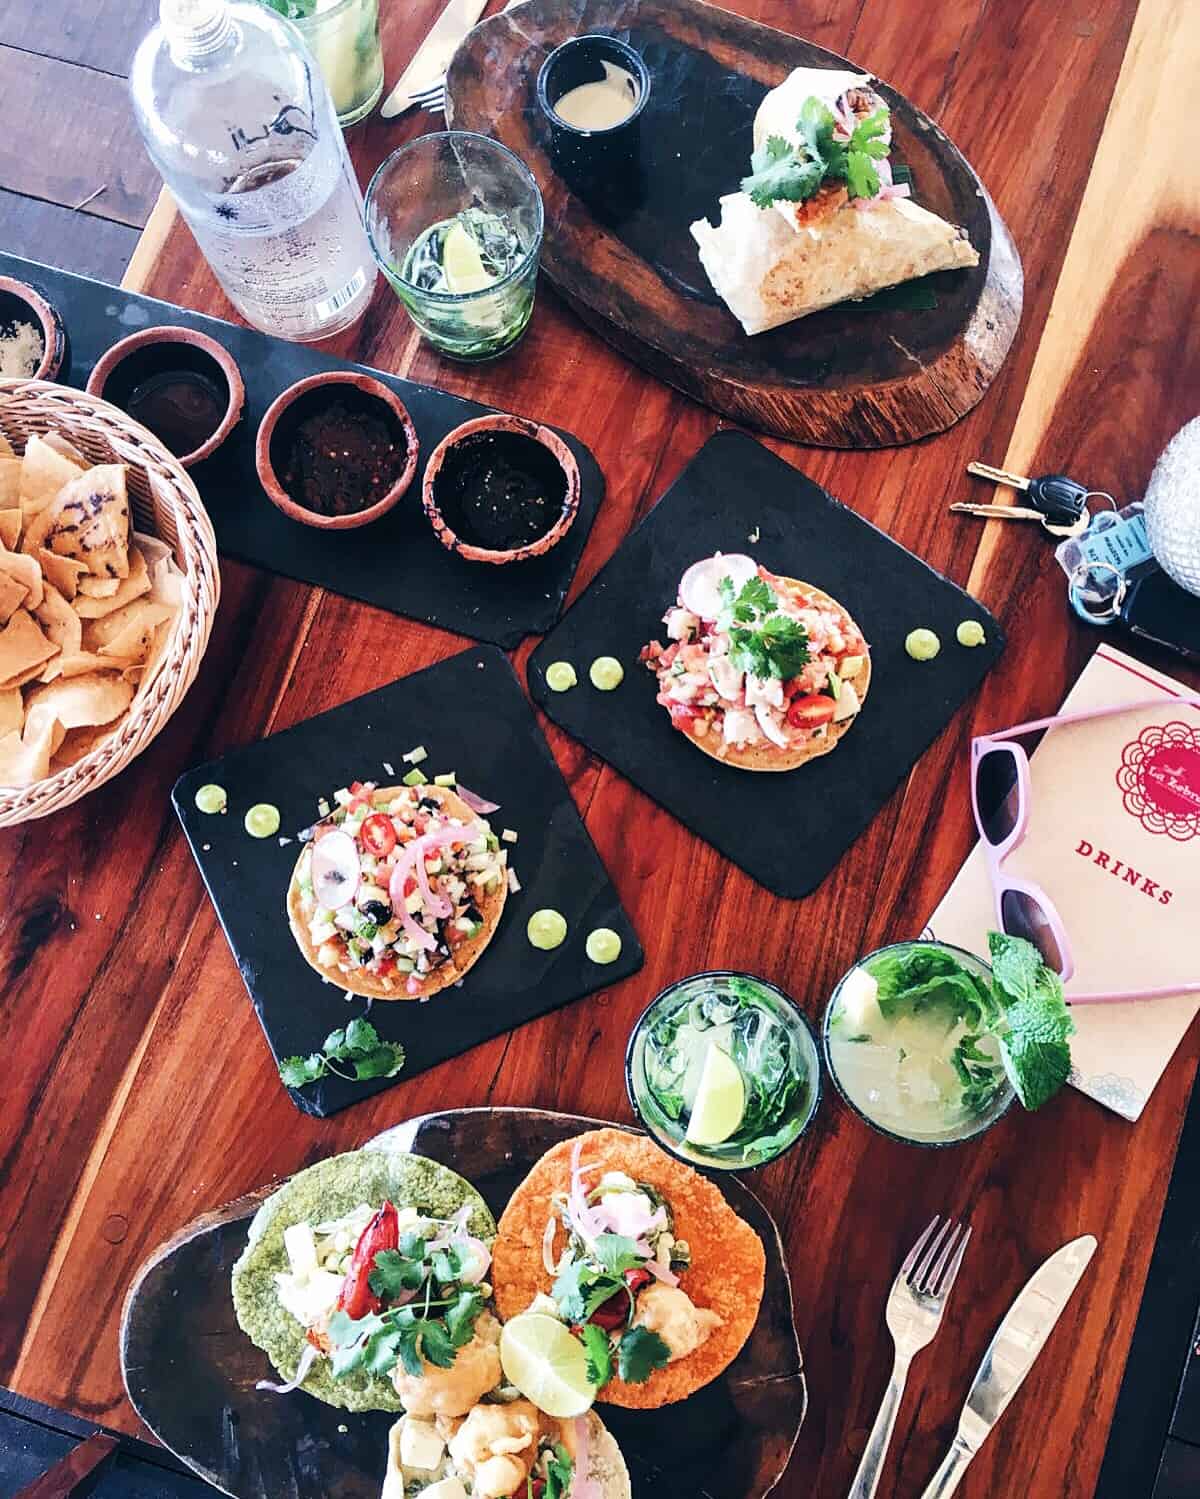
[256,371,419,530]
[422,412,580,564]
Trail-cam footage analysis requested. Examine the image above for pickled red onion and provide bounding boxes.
[257,1341,318,1394]
[570,1415,599,1499]
[643,1258,680,1288]
[456,784,500,814]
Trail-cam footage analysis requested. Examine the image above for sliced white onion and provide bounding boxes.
[679,553,759,621]
[542,1215,560,1274]
[456,784,501,814]
[507,868,521,894]
[458,1235,493,1284]
[311,830,360,910]
[256,1340,319,1395]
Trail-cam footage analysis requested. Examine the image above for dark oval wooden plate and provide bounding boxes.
[447,0,1022,448]
[120,1108,806,1499]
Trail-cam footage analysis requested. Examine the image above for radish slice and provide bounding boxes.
[257,1340,319,1394]
[679,554,759,621]
[311,830,360,911]
[456,784,500,814]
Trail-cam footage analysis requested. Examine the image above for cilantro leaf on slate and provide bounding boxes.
[580,1322,614,1388]
[344,1016,381,1052]
[617,1326,671,1384]
[278,1018,405,1089]
[278,1054,323,1088]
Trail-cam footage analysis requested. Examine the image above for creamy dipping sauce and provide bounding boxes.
[553,60,640,130]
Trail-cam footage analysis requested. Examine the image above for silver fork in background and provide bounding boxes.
[847,1215,972,1499]
[406,0,523,115]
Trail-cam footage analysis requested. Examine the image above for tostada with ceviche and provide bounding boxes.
[641,552,869,771]
[232,1145,499,1414]
[287,778,509,1000]
[492,1128,765,1409]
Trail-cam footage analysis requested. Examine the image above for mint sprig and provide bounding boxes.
[987,932,1075,1110]
[716,575,809,681]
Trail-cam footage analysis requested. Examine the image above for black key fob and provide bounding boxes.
[1120,569,1200,663]
[1029,474,1091,528]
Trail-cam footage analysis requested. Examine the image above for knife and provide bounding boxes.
[380,0,490,118]
[918,1234,1097,1498]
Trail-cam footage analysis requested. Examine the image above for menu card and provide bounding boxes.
[927,645,1200,1120]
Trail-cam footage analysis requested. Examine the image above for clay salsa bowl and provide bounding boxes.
[0,274,69,382]
[255,371,419,531]
[422,412,580,564]
[87,325,245,468]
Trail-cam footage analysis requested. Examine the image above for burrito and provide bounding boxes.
[691,66,979,334]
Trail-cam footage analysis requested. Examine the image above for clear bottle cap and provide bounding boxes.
[160,0,231,58]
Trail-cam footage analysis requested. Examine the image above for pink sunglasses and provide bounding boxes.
[971,693,1200,1005]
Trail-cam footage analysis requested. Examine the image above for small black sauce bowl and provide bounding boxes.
[535,34,650,182]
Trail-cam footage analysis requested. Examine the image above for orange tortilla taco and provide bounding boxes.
[287,780,508,1001]
[492,1128,766,1409]
[641,553,870,772]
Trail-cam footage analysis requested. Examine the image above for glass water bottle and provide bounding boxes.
[130,0,377,341]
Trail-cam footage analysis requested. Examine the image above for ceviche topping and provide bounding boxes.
[294,780,506,995]
[641,555,869,756]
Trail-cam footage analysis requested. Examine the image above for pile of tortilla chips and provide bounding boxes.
[0,428,183,787]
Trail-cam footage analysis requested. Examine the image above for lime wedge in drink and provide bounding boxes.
[442,220,495,295]
[685,1043,746,1146]
[499,1314,596,1418]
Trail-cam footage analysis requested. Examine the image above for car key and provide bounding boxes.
[965,460,1094,529]
[1119,568,1200,663]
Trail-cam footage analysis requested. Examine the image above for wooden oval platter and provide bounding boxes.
[120,1108,806,1499]
[447,0,1022,448]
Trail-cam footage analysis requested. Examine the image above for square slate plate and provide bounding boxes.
[173,647,642,1115]
[528,431,1005,898]
[0,251,604,648]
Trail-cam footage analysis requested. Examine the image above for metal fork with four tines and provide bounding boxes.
[847,1215,972,1499]
[402,0,523,115]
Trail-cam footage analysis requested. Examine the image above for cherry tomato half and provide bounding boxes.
[786,693,837,729]
[359,813,397,857]
[624,1267,653,1295]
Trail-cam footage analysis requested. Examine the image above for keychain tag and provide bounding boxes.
[1055,502,1154,580]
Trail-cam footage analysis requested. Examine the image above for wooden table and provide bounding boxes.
[2,1,1198,1496]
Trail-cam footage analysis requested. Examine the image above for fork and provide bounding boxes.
[407,0,522,114]
[847,1215,972,1499]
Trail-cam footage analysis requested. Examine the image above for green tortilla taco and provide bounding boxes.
[232,1147,497,1413]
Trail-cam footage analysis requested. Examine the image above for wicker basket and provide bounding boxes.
[0,377,220,825]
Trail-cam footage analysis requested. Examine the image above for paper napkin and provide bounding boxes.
[927,644,1200,1120]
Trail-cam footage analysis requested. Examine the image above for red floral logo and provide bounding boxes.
[1117,721,1200,841]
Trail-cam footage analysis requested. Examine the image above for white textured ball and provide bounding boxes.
[1145,416,1200,597]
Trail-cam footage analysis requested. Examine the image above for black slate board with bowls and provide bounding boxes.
[121,1108,806,1499]
[0,251,603,648]
[528,431,1005,898]
[172,647,642,1116]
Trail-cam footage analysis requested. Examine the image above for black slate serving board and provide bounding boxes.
[121,1109,806,1499]
[0,251,604,648]
[528,431,1004,898]
[173,648,642,1115]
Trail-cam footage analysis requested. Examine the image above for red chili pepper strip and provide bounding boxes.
[337,1200,399,1320]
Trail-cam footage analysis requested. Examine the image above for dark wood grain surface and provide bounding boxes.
[446,0,1023,447]
[1,1,1198,1497]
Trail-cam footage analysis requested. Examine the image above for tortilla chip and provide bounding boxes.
[19,434,85,520]
[33,582,82,656]
[41,432,89,468]
[83,597,170,662]
[25,671,133,734]
[492,1128,766,1409]
[42,650,138,682]
[22,464,130,579]
[0,571,27,626]
[0,687,22,736]
[0,608,57,689]
[36,548,87,600]
[74,547,149,617]
[77,576,121,598]
[0,458,20,508]
[0,432,12,458]
[0,511,20,550]
[0,549,42,611]
[48,721,117,771]
[0,714,64,786]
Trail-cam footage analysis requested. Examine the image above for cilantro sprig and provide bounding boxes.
[716,575,809,681]
[536,1444,575,1499]
[742,96,892,209]
[279,1018,405,1089]
[617,1325,671,1384]
[327,1223,485,1384]
[552,1233,644,1324]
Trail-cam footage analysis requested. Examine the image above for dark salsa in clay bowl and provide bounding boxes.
[421,412,580,564]
[255,371,419,530]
